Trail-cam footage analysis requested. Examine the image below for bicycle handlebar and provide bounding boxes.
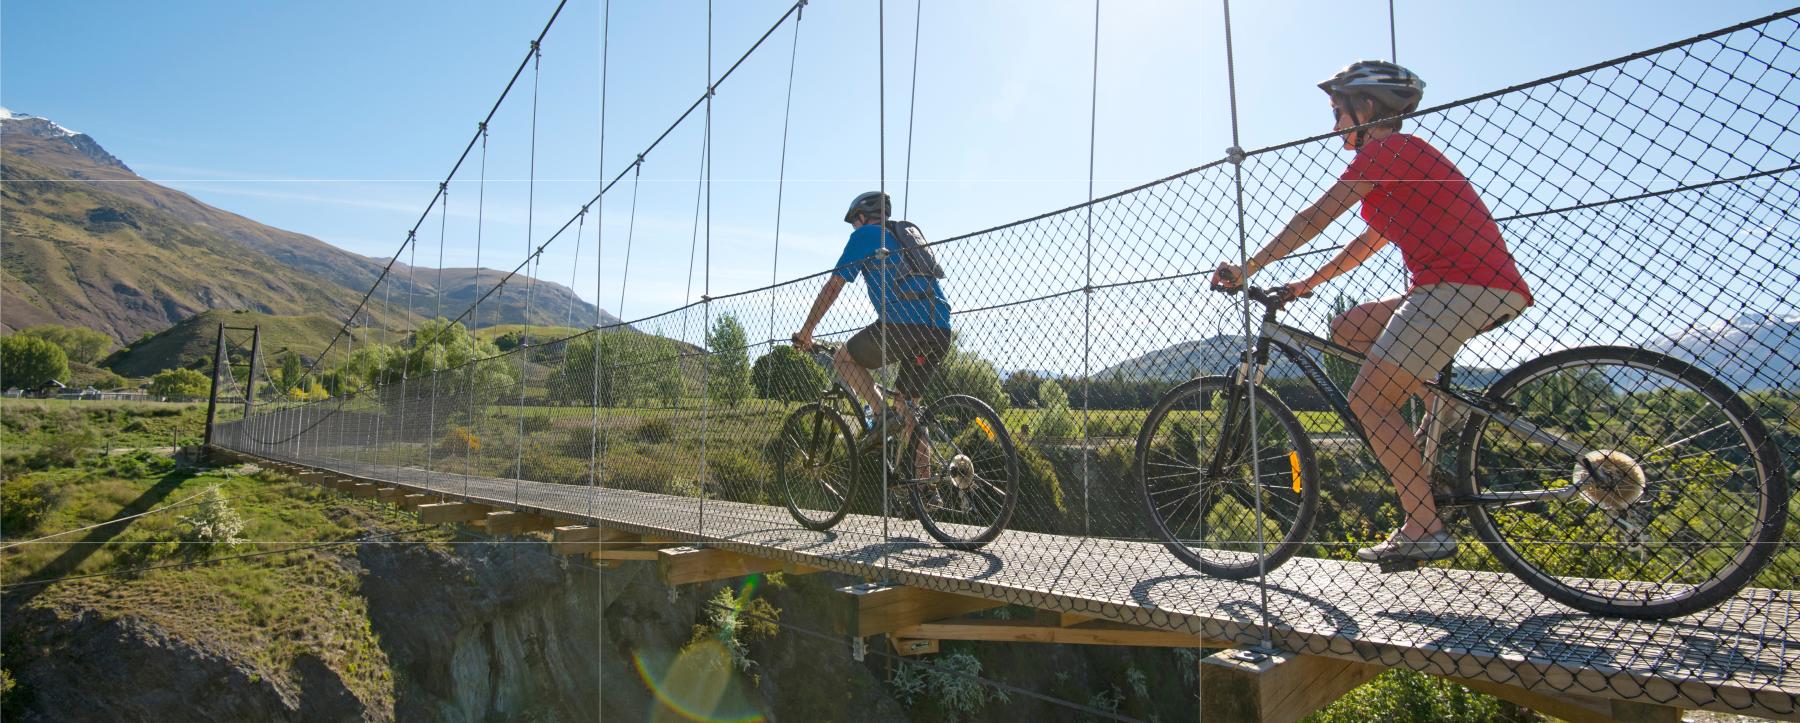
[1210,282,1307,308]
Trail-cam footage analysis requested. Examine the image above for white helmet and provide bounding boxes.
[1319,60,1426,114]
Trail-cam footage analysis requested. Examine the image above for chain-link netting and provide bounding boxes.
[213,8,1800,717]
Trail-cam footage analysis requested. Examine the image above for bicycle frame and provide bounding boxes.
[1216,291,1595,507]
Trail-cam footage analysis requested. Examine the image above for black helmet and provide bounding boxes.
[843,191,892,223]
[1319,60,1426,114]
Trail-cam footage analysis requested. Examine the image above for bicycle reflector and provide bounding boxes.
[1289,451,1302,493]
[975,417,996,442]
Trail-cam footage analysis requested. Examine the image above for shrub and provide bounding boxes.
[1,335,69,390]
[97,449,175,479]
[148,368,210,399]
[1,476,54,535]
[634,418,675,444]
[178,486,245,547]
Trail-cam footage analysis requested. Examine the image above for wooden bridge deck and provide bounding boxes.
[229,448,1800,719]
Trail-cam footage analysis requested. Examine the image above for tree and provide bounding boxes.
[1002,370,1046,409]
[148,367,210,399]
[705,313,753,408]
[751,346,829,402]
[18,325,111,364]
[276,350,305,390]
[1,335,69,390]
[1035,379,1078,438]
[929,345,1006,412]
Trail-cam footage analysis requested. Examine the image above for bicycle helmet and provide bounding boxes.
[1318,60,1426,114]
[843,191,892,223]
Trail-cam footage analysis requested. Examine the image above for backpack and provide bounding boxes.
[885,220,947,280]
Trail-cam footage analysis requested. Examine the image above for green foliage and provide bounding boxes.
[1323,293,1361,392]
[95,448,177,479]
[18,324,111,364]
[2,335,70,390]
[685,586,781,683]
[1304,669,1538,723]
[559,331,683,407]
[148,367,210,399]
[1002,370,1045,408]
[889,652,1009,720]
[1,475,55,534]
[751,345,829,402]
[634,417,675,444]
[1034,379,1078,439]
[930,345,1006,412]
[706,313,753,408]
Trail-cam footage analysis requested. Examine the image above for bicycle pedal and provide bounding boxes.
[1377,558,1423,574]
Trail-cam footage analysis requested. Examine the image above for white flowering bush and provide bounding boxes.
[179,486,245,547]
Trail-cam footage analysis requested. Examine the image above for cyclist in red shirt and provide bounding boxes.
[1213,61,1532,566]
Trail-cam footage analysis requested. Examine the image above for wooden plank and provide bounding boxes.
[377,488,407,504]
[349,483,380,499]
[400,494,432,510]
[891,636,940,657]
[591,546,664,562]
[1452,676,1681,723]
[842,583,1005,638]
[888,618,1226,649]
[417,502,492,524]
[1199,650,1384,723]
[658,546,786,586]
[485,511,558,536]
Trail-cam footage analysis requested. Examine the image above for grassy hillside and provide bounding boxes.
[102,310,376,378]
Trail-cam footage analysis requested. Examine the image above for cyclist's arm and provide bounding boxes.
[1242,179,1372,277]
[1295,228,1389,296]
[797,275,847,342]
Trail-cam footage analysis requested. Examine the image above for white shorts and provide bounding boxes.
[1367,283,1530,379]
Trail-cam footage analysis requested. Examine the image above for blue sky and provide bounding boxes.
[4,1,1794,367]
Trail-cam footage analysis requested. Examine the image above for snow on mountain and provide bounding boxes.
[0,106,129,172]
[1651,311,1800,390]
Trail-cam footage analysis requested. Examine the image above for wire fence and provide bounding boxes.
[214,7,1800,715]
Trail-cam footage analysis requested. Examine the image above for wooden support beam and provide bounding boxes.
[842,582,1005,638]
[591,546,665,562]
[658,546,788,586]
[891,637,940,657]
[889,618,1226,649]
[400,494,432,510]
[1199,649,1383,723]
[349,483,379,499]
[1452,677,1681,723]
[485,510,558,536]
[417,502,492,524]
[376,488,407,504]
[552,525,603,555]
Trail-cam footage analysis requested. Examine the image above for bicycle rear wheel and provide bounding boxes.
[1135,376,1319,579]
[1457,346,1787,618]
[775,403,858,531]
[907,394,1019,550]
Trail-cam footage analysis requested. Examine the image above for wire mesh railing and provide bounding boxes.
[213,7,1800,715]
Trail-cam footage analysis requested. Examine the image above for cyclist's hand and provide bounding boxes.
[1272,282,1315,303]
[791,331,813,351]
[1211,262,1246,292]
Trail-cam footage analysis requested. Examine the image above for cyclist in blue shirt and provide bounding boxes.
[795,192,952,479]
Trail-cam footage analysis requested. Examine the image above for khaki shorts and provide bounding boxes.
[1367,283,1530,379]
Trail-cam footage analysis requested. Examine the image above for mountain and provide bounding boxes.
[104,309,362,379]
[0,108,618,344]
[1096,334,1307,382]
[1652,311,1800,391]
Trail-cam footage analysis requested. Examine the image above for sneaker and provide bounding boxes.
[1356,528,1458,563]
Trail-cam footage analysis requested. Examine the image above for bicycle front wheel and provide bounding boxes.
[1135,376,1319,579]
[907,394,1019,550]
[1457,346,1787,618]
[774,403,858,531]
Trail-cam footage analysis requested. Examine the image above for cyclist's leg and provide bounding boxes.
[1328,295,1404,353]
[895,325,953,480]
[1360,284,1529,542]
[841,323,892,420]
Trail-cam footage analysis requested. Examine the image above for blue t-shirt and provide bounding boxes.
[833,224,951,329]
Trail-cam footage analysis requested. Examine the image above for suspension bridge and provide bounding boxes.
[205,2,1800,720]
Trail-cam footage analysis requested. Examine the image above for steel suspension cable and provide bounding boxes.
[589,0,612,518]
[1082,0,1099,538]
[766,5,804,351]
[1219,0,1274,650]
[698,0,715,538]
[901,0,921,219]
[516,41,545,499]
[428,182,449,486]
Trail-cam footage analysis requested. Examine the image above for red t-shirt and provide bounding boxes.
[1340,134,1532,304]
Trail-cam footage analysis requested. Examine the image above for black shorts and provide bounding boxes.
[845,323,952,399]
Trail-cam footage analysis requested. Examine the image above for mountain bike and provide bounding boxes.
[773,340,1020,550]
[1134,285,1787,618]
